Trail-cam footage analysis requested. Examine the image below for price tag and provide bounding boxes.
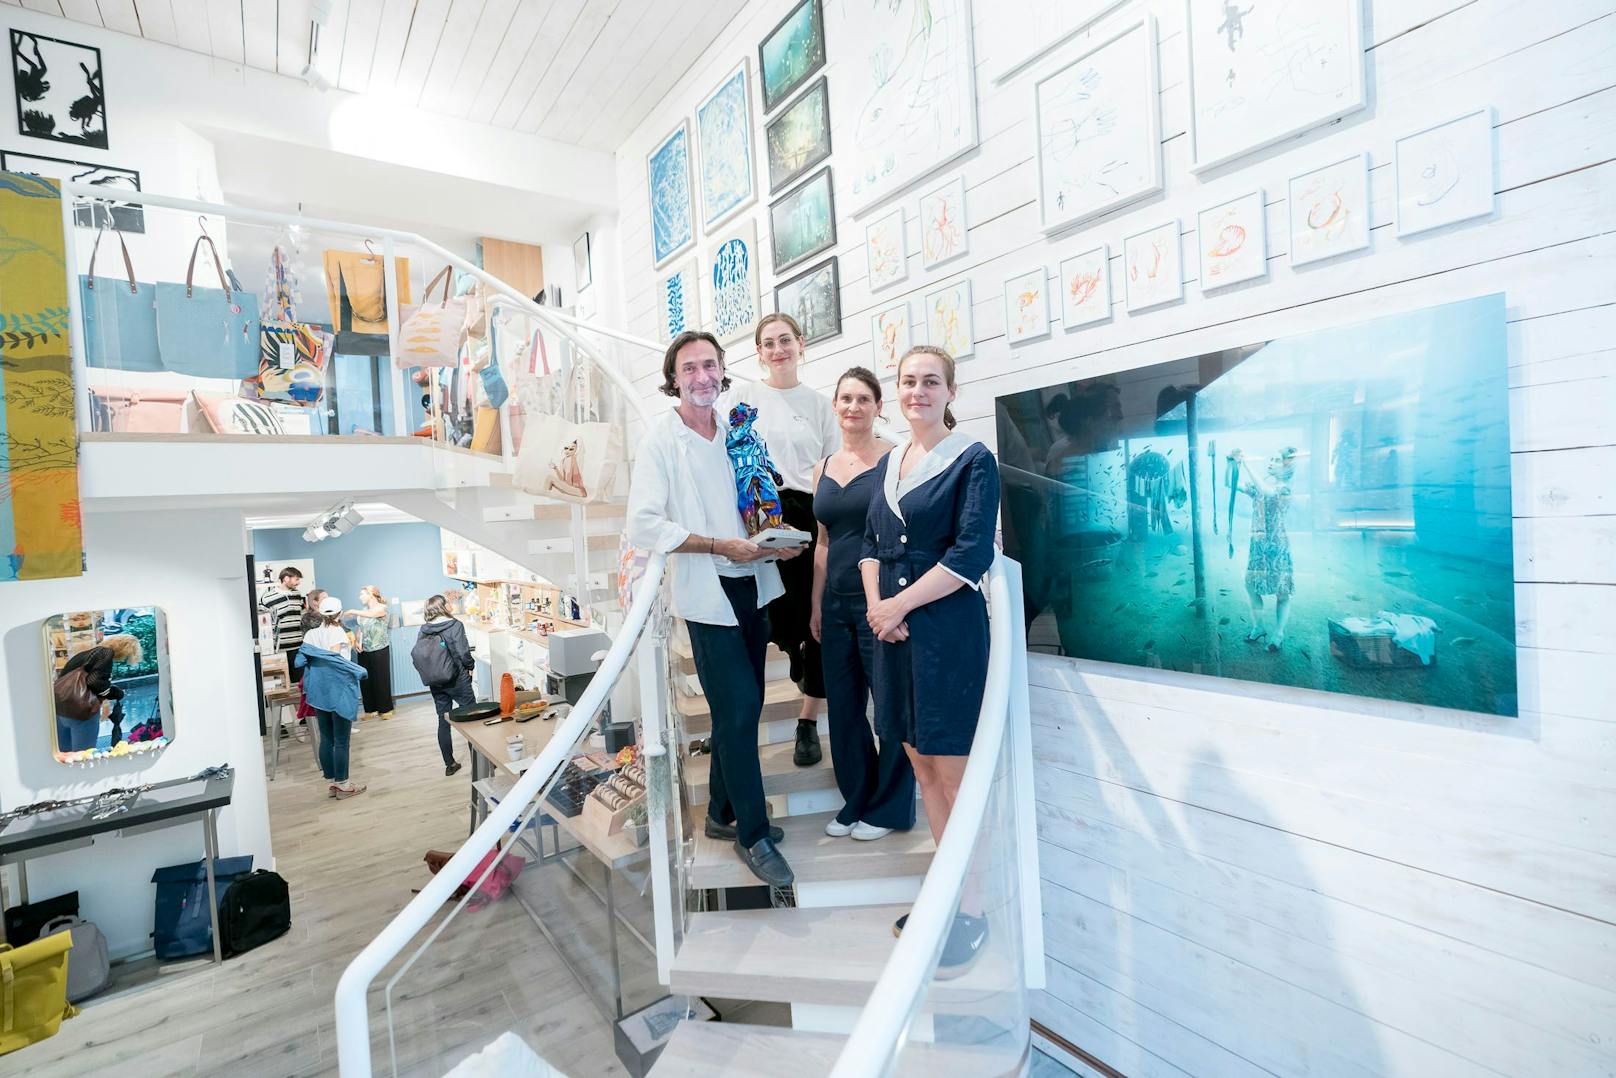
[278,341,294,369]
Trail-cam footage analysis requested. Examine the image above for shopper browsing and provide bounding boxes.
[297,596,368,800]
[348,586,396,720]
[809,367,916,841]
[627,330,805,889]
[860,346,1000,973]
[53,634,142,753]
[259,567,306,682]
[413,594,475,777]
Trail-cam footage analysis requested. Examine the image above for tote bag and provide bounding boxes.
[79,227,162,372]
[155,233,261,378]
[251,322,330,405]
[395,267,466,369]
[512,366,624,504]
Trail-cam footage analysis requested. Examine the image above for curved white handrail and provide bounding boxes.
[830,553,1023,1077]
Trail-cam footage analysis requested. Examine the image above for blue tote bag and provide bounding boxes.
[79,227,162,372]
[155,232,261,379]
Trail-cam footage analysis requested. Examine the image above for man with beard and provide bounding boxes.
[628,330,802,888]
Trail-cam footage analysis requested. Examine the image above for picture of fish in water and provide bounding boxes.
[996,294,1516,716]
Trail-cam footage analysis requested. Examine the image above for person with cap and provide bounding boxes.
[297,595,368,799]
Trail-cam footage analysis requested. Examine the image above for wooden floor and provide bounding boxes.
[10,696,629,1078]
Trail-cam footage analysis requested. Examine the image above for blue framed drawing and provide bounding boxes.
[656,259,700,345]
[709,219,759,345]
[696,61,757,232]
[648,121,695,268]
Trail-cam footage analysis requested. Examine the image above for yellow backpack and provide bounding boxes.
[0,932,78,1056]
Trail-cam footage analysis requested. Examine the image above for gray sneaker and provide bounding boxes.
[735,836,794,888]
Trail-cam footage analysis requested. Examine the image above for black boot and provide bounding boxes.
[794,719,822,767]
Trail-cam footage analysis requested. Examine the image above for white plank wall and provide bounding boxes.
[606,0,1616,1073]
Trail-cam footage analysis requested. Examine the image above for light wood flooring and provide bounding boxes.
[8,695,633,1077]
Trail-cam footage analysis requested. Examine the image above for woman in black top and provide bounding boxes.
[55,635,142,753]
[810,368,916,839]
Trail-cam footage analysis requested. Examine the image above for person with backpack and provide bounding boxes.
[412,594,475,777]
[297,596,368,800]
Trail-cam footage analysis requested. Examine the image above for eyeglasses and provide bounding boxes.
[759,333,797,350]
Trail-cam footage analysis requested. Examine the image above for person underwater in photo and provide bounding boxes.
[1232,447,1298,651]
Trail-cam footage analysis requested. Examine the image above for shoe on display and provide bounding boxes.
[445,761,463,777]
[735,836,795,888]
[705,816,783,843]
[936,913,989,978]
[332,783,367,800]
[793,721,823,767]
[850,822,892,841]
[824,818,855,838]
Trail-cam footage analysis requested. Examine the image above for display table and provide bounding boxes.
[0,770,235,963]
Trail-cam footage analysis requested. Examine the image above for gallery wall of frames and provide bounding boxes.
[610,1,1615,1073]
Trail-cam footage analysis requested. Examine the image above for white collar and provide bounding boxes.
[883,431,974,523]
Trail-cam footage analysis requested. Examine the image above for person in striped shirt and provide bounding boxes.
[260,567,308,683]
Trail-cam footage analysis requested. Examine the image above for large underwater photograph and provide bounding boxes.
[997,294,1516,716]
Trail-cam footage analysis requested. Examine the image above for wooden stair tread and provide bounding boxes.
[669,904,1015,1009]
[688,808,932,890]
[651,1022,1025,1077]
[677,678,802,732]
[670,635,786,674]
[685,739,835,805]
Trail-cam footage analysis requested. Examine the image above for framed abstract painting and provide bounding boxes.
[647,121,695,268]
[1197,190,1267,291]
[1059,245,1111,329]
[759,0,826,113]
[708,219,760,345]
[696,60,757,231]
[769,165,836,274]
[766,76,831,192]
[774,256,841,344]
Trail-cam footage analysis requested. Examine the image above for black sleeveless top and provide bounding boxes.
[813,458,882,596]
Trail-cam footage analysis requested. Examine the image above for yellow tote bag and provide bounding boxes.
[0,933,78,1056]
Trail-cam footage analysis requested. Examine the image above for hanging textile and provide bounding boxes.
[0,171,82,581]
[259,239,301,324]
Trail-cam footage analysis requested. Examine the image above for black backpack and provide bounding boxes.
[219,870,291,958]
[411,630,461,688]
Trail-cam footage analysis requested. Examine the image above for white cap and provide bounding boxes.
[318,596,343,616]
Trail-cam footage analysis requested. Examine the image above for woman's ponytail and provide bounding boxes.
[943,405,957,430]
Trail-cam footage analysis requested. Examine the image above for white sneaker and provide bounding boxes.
[824,819,855,837]
[850,822,893,841]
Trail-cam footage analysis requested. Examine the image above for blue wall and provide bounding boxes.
[251,522,457,608]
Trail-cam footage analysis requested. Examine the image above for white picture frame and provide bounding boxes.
[655,259,701,344]
[871,302,911,375]
[707,218,761,345]
[695,59,759,232]
[1394,107,1496,238]
[1058,245,1111,329]
[919,176,969,270]
[1184,0,1366,173]
[1035,16,1163,234]
[1123,220,1183,313]
[924,279,975,359]
[1197,189,1268,291]
[1289,153,1371,267]
[982,0,1129,84]
[647,120,696,269]
[865,207,909,291]
[1004,268,1051,345]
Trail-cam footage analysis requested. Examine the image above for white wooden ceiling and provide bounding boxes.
[7,0,750,151]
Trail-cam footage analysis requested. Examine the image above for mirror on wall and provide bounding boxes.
[45,606,174,764]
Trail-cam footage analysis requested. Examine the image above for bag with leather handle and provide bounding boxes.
[53,669,100,722]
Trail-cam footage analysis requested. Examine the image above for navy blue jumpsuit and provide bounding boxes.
[862,437,1000,756]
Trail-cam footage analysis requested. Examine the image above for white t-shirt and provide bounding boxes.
[680,419,754,579]
[303,623,352,659]
[727,382,839,493]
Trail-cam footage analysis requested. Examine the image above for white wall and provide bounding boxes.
[0,509,272,960]
[608,0,1616,1073]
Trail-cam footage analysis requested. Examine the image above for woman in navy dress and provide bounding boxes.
[860,346,999,971]
[810,367,916,841]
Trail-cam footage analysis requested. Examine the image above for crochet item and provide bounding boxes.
[725,402,787,536]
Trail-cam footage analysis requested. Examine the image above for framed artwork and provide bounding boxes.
[766,76,831,192]
[1197,190,1267,290]
[769,165,836,273]
[982,0,1129,83]
[925,279,975,359]
[1004,268,1051,345]
[759,0,826,113]
[1035,16,1162,233]
[1185,0,1365,173]
[1059,245,1111,329]
[995,293,1516,717]
[919,176,968,270]
[1123,220,1182,313]
[647,121,695,268]
[871,302,911,375]
[696,60,757,231]
[865,207,908,291]
[1289,153,1370,267]
[1394,107,1495,238]
[0,151,142,233]
[774,256,841,344]
[656,260,700,345]
[10,30,107,149]
[842,0,978,214]
[573,231,592,291]
[708,218,760,345]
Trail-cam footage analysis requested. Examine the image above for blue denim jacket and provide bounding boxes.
[295,644,368,721]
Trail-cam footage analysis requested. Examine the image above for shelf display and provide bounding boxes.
[995,293,1516,716]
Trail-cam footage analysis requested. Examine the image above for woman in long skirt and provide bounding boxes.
[350,585,395,718]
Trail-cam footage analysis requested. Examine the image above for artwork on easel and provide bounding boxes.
[1394,108,1496,238]
[10,30,107,149]
[919,176,967,270]
[1035,16,1162,233]
[925,279,975,359]
[981,0,1129,83]
[1288,154,1370,267]
[1059,245,1111,329]
[871,302,910,375]
[1123,220,1183,313]
[1184,0,1365,173]
[1004,268,1051,344]
[1197,189,1267,290]
[0,151,143,233]
[865,207,908,291]
[842,0,978,214]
